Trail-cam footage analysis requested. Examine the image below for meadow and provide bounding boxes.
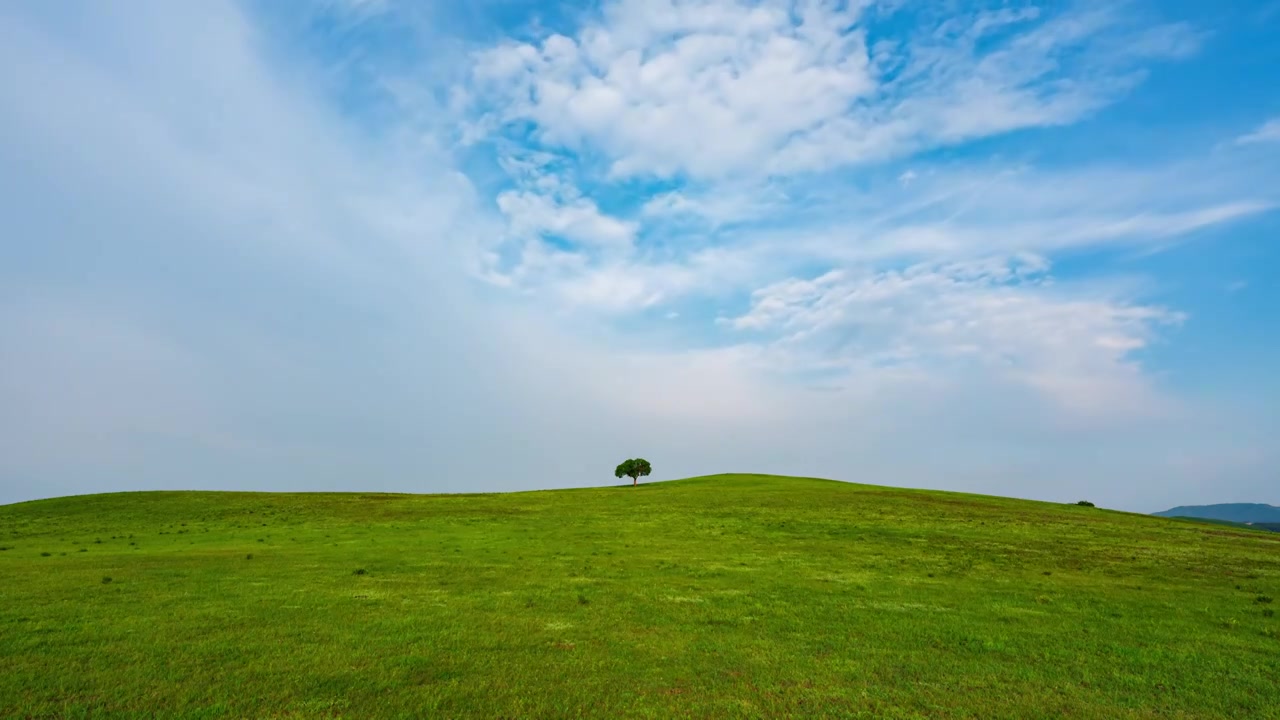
[1,474,1277,719]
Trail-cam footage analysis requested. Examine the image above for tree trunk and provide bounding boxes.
[632,475,637,486]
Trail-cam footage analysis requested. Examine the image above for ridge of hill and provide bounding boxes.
[3,474,1278,719]
[1153,502,1280,523]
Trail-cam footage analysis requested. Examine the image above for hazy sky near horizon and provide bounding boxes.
[2,0,1277,511]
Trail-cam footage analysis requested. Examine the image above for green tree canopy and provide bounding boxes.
[614,458,652,487]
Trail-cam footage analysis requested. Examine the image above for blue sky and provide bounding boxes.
[1,0,1277,510]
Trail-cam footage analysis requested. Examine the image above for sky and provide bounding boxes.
[1,0,1277,512]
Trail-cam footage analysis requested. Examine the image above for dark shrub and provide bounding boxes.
[1076,501,1095,507]
[353,568,367,575]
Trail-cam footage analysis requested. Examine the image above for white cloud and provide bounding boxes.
[477,150,1274,368]
[490,243,762,315]
[464,0,873,179]
[1236,117,1280,145]
[729,255,1181,416]
[462,1,1199,180]
[497,189,636,250]
[553,262,670,311]
[641,191,703,218]
[478,147,641,291]
[640,185,785,226]
[450,0,1244,363]
[522,153,1272,317]
[739,160,1275,267]
[830,201,1274,262]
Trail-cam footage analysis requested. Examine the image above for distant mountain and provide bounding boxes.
[1153,503,1280,524]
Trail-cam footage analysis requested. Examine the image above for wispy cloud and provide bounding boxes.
[1236,117,1280,145]
[728,255,1182,416]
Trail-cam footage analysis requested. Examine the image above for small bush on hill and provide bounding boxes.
[1076,501,1095,507]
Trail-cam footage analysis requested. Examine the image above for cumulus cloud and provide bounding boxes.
[461,0,1199,179]
[497,190,636,250]
[464,0,874,179]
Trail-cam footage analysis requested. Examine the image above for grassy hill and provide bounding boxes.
[1166,516,1280,533]
[2,474,1278,719]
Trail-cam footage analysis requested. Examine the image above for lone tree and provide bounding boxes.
[615,458,652,486]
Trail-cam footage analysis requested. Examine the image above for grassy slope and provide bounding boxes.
[1,474,1278,720]
[1166,516,1280,534]
[1154,505,1280,524]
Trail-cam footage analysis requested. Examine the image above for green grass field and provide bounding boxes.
[2,475,1278,719]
